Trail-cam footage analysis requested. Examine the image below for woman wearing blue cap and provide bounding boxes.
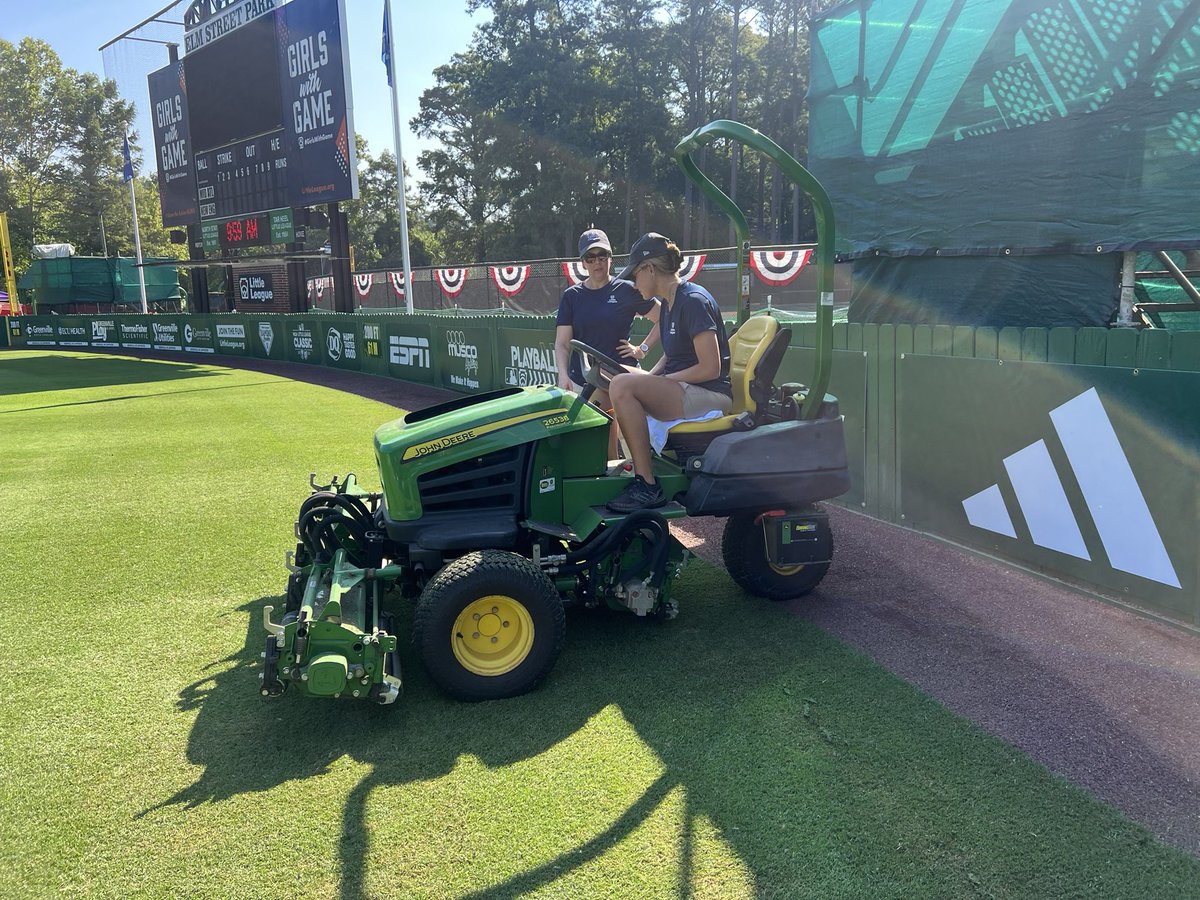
[554,228,661,458]
[606,232,732,512]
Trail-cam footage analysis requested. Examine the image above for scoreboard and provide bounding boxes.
[148,0,358,244]
[194,134,290,221]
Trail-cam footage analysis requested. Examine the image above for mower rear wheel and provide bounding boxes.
[414,550,565,701]
[721,507,832,601]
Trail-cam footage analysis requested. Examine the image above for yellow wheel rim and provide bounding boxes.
[452,594,535,677]
[769,562,806,576]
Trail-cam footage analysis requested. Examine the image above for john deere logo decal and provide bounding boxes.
[962,387,1179,588]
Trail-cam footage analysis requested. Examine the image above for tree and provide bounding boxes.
[346,138,442,270]
[0,38,135,269]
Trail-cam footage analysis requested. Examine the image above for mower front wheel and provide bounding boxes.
[721,507,833,601]
[414,550,565,701]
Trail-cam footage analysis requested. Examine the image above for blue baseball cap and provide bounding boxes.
[616,232,673,280]
[578,229,611,258]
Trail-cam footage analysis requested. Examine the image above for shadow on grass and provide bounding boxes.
[0,353,221,398]
[148,563,1200,898]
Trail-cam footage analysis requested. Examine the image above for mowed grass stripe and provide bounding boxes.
[1,351,1196,899]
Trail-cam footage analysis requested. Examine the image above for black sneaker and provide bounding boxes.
[607,475,666,512]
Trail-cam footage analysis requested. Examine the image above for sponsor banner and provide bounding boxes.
[182,317,216,353]
[248,317,284,359]
[278,0,359,207]
[286,317,322,365]
[56,316,91,347]
[146,61,197,226]
[150,316,185,351]
[497,327,557,388]
[900,357,1199,617]
[384,319,434,385]
[22,319,57,347]
[214,319,250,355]
[118,317,153,349]
[323,320,360,371]
[434,324,492,393]
[89,318,120,348]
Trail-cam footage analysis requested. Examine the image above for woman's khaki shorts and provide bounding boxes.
[679,382,733,418]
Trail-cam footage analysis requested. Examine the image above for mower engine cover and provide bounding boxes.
[373,386,610,540]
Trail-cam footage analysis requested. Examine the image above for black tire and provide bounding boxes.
[721,506,833,601]
[413,550,565,701]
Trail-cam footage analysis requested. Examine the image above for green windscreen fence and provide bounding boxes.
[809,0,1200,326]
[17,257,182,306]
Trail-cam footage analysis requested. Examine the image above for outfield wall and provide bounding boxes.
[6,313,1198,629]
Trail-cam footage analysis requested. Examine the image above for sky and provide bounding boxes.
[0,0,488,180]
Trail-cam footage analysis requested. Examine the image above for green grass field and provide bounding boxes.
[1,350,1197,900]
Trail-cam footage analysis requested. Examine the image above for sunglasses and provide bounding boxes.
[583,251,610,262]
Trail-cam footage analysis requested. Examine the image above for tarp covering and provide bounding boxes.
[18,257,182,306]
[809,0,1200,324]
[849,253,1120,326]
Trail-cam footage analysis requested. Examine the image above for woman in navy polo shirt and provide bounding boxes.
[606,233,732,512]
[554,228,661,457]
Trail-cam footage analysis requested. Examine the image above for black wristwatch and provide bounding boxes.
[639,342,650,355]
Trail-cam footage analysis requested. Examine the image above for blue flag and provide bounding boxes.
[381,3,392,87]
[122,135,134,183]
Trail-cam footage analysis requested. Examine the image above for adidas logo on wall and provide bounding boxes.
[962,387,1180,589]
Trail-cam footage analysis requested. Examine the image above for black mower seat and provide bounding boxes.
[665,315,784,454]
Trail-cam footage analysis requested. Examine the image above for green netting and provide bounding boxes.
[19,257,182,306]
[1135,276,1200,330]
[810,0,1200,257]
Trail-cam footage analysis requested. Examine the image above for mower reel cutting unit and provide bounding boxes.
[260,121,851,705]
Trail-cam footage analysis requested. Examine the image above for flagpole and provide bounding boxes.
[384,0,414,314]
[124,135,149,314]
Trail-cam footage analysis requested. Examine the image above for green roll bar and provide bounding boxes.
[674,119,835,421]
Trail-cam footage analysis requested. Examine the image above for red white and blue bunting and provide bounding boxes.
[749,249,812,286]
[562,260,589,286]
[313,277,331,299]
[354,273,373,299]
[491,264,531,298]
[679,254,706,282]
[388,271,405,297]
[436,268,469,298]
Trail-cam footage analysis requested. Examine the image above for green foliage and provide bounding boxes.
[0,38,141,270]
[344,138,442,271]
[414,0,817,261]
[2,350,1199,898]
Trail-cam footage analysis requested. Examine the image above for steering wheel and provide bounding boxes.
[568,339,628,402]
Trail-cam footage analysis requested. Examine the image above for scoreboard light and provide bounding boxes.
[220,214,272,250]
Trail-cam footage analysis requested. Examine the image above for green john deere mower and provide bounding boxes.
[260,121,850,705]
